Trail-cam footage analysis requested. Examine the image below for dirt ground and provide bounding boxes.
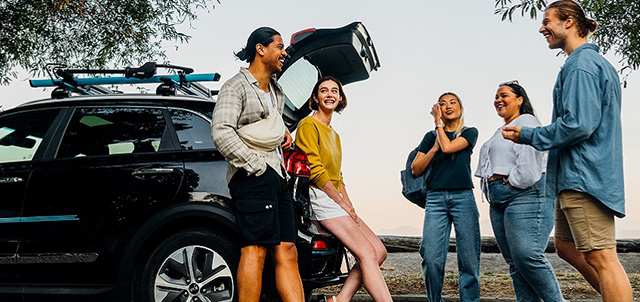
[317,252,640,301]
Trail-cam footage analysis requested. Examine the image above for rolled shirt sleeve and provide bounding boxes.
[520,69,602,151]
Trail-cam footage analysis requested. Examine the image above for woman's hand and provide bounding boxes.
[321,182,359,224]
[505,177,518,188]
[344,204,359,224]
[430,103,443,127]
[338,183,358,224]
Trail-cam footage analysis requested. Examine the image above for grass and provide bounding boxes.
[316,271,640,301]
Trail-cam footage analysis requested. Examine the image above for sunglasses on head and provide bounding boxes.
[499,79,519,87]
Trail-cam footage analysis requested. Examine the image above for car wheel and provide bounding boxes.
[139,229,239,302]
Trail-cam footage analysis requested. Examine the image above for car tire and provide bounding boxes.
[139,228,239,302]
[304,289,314,302]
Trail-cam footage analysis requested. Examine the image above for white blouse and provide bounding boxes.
[475,114,547,189]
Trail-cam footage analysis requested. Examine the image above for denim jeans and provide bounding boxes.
[419,189,480,302]
[486,176,564,302]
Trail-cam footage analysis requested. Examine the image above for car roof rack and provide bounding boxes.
[29,62,221,99]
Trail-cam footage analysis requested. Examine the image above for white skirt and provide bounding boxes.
[309,187,349,221]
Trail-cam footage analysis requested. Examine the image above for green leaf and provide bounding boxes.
[494,0,640,81]
[0,0,218,84]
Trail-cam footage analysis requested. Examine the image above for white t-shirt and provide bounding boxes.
[475,114,547,189]
[259,84,276,114]
[259,83,282,156]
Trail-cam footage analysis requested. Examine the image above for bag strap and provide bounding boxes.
[240,71,277,115]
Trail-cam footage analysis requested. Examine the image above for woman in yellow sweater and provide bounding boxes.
[295,76,392,302]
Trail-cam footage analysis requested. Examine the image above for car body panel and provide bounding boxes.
[0,108,63,281]
[16,106,185,283]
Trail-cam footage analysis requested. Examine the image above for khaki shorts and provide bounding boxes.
[555,190,616,252]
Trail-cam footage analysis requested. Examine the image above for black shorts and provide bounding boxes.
[228,166,296,247]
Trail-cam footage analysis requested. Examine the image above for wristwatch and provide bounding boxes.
[436,124,444,128]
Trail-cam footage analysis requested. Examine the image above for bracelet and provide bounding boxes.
[436,124,444,128]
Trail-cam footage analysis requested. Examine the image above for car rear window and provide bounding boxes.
[278,58,319,110]
[169,109,215,151]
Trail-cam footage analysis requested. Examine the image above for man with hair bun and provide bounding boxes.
[502,1,632,301]
[212,27,303,302]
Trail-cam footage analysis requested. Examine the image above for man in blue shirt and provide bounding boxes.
[502,1,632,301]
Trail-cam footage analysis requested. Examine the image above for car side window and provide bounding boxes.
[57,107,168,158]
[0,109,59,164]
[169,109,215,151]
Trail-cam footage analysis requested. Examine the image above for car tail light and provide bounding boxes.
[312,240,328,250]
[283,148,311,177]
[290,28,316,45]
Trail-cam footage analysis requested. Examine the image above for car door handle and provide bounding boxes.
[132,168,177,175]
[0,177,24,184]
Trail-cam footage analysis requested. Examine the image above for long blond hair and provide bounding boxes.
[438,92,465,137]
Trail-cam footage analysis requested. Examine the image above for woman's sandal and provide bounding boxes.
[322,294,338,302]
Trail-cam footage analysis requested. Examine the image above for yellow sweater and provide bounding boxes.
[295,116,343,192]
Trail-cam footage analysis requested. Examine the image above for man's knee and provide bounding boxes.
[272,242,299,265]
[584,248,618,271]
[239,245,268,276]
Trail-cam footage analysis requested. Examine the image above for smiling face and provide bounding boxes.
[494,86,522,124]
[258,35,287,74]
[438,94,462,122]
[313,80,342,113]
[539,8,568,50]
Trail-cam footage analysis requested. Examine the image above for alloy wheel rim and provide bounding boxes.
[154,245,234,302]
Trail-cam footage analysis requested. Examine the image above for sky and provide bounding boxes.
[1,0,639,237]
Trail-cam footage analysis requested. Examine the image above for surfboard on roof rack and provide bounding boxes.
[29,62,221,99]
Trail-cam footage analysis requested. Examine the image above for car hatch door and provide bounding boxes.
[277,21,380,128]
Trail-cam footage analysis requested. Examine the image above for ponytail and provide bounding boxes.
[547,0,597,37]
[234,27,281,63]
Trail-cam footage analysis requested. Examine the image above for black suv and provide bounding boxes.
[0,22,379,302]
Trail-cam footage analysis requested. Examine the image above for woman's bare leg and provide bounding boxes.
[321,216,391,302]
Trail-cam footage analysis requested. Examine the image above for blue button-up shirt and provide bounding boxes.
[520,43,625,217]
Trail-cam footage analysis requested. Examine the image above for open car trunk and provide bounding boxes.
[278,21,380,129]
